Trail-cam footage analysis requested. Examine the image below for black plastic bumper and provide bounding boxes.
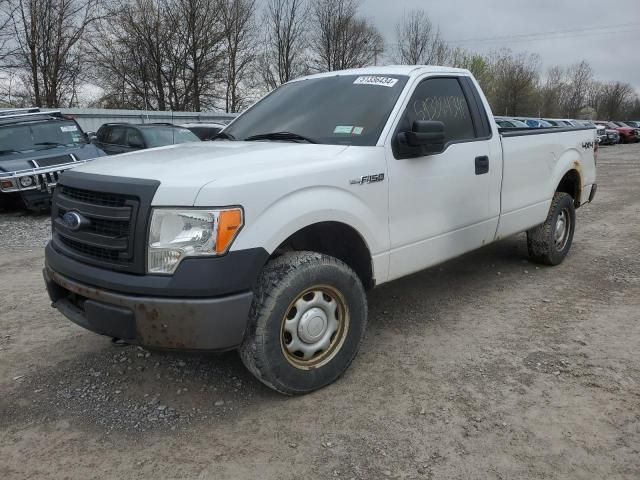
[20,189,52,210]
[44,243,269,351]
[45,242,268,297]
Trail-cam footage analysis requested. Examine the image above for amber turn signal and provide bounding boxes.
[216,209,243,254]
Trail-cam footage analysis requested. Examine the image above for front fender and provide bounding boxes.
[231,185,389,282]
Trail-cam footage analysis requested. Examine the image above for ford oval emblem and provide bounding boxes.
[62,211,86,231]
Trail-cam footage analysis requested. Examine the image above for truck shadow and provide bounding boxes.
[1,235,533,435]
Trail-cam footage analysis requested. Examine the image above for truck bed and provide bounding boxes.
[496,126,597,239]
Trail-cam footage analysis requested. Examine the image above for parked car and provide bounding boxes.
[573,120,595,127]
[614,121,640,139]
[560,119,580,127]
[594,123,621,145]
[494,117,529,129]
[514,118,554,128]
[44,66,597,394]
[0,108,105,210]
[597,121,638,143]
[543,119,577,127]
[612,121,634,128]
[594,124,607,144]
[180,122,226,141]
[93,123,200,155]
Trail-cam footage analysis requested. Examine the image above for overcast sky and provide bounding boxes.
[360,0,640,92]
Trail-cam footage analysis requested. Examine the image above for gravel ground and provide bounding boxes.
[0,144,639,479]
[0,210,51,248]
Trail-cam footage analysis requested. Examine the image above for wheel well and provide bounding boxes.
[556,169,582,207]
[272,222,375,290]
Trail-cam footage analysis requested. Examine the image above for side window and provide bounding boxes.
[127,128,144,148]
[399,78,476,144]
[96,127,108,142]
[107,126,126,145]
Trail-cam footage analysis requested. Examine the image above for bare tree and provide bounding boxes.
[258,0,308,91]
[90,0,169,110]
[92,0,225,112]
[591,81,635,120]
[220,0,256,113]
[394,9,448,65]
[8,0,103,107]
[539,65,565,117]
[0,1,12,64]
[165,0,226,111]
[489,50,540,117]
[450,48,492,92]
[560,60,593,117]
[309,0,383,72]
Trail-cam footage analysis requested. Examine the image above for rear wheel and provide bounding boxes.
[239,251,367,395]
[527,192,576,266]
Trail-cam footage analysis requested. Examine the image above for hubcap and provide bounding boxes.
[281,285,349,369]
[554,208,570,251]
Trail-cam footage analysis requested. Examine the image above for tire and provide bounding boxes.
[239,251,367,395]
[527,192,576,266]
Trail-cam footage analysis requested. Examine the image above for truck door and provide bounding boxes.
[385,76,502,280]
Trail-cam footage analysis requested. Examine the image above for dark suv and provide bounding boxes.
[0,108,105,210]
[93,123,200,155]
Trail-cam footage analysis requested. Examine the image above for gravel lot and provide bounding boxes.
[1,144,639,479]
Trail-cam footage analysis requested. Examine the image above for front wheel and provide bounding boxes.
[527,192,576,266]
[239,251,367,395]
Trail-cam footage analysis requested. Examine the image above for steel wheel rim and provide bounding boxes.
[554,208,571,251]
[280,285,350,370]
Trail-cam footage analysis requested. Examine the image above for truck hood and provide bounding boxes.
[0,143,105,173]
[72,141,349,205]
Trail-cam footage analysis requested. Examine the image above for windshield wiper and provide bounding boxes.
[0,149,19,155]
[34,141,65,147]
[244,131,317,144]
[213,131,236,141]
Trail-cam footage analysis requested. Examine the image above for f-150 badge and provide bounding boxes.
[350,173,385,185]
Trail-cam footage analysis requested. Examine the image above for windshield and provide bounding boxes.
[0,119,86,155]
[222,74,409,146]
[142,127,200,147]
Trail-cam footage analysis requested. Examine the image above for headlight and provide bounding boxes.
[19,176,34,187]
[147,208,243,274]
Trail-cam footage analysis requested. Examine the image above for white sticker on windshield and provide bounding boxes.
[353,76,398,88]
[334,125,353,134]
[60,125,78,132]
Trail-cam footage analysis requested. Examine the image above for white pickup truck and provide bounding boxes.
[44,66,597,394]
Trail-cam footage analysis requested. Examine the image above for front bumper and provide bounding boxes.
[44,266,254,351]
[0,160,87,194]
[44,242,269,351]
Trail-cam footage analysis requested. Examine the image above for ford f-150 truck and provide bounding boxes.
[43,66,597,395]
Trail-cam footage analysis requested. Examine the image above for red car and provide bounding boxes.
[599,121,639,143]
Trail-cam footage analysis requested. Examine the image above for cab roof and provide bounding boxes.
[293,65,472,83]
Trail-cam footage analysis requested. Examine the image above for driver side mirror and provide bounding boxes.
[85,131,97,142]
[396,120,445,158]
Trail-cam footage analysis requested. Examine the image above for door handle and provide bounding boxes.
[475,156,489,175]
